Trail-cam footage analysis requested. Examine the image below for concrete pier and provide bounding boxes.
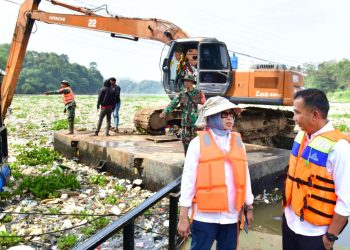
[54,130,290,192]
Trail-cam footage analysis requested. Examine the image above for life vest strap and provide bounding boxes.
[304,205,333,219]
[288,175,335,192]
[287,175,312,187]
[314,175,334,184]
[310,194,336,205]
[312,184,335,192]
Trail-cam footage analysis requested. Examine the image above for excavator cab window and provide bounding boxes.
[198,43,229,83]
[196,42,232,96]
[163,41,232,97]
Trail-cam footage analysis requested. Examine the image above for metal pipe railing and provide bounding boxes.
[73,176,181,250]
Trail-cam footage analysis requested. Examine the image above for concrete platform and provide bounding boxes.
[54,130,290,192]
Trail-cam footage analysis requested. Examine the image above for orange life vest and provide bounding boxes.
[194,131,247,212]
[61,87,75,105]
[284,130,350,225]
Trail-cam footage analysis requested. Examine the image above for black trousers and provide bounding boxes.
[282,213,326,250]
[96,107,113,135]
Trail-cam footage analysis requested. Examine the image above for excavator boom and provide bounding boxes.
[1,0,188,119]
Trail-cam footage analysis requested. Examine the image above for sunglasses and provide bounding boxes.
[221,110,236,118]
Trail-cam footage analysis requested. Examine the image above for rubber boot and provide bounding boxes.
[67,121,74,135]
[105,120,111,136]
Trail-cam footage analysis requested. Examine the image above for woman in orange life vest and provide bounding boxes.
[44,80,76,134]
[177,96,254,250]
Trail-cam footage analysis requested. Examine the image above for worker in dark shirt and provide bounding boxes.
[92,79,116,136]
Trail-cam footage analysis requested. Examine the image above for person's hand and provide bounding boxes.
[246,209,253,228]
[177,216,190,238]
[159,111,166,119]
[322,234,335,250]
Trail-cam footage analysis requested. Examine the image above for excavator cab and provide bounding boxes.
[162,38,232,98]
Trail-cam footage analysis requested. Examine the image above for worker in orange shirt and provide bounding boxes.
[45,80,76,134]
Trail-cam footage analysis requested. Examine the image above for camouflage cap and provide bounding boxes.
[61,80,70,86]
[183,74,197,83]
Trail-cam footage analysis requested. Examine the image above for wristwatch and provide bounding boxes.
[325,232,338,242]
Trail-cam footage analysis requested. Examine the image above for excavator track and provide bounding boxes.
[234,107,295,149]
[133,107,182,135]
[134,107,295,149]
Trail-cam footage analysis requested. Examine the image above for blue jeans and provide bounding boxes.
[113,102,121,128]
[190,220,238,250]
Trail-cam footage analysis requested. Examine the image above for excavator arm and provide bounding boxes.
[1,0,188,119]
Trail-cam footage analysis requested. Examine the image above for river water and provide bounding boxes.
[253,202,350,248]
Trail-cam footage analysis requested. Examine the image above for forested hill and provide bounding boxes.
[2,43,350,96]
[303,60,350,93]
[0,44,164,94]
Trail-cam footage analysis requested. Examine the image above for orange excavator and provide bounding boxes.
[1,0,304,147]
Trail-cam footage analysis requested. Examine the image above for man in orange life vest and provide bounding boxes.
[283,88,350,250]
[177,96,254,250]
[45,80,76,134]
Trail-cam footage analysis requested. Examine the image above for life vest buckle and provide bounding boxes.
[296,177,302,188]
[307,177,313,187]
[300,209,305,222]
[303,196,308,208]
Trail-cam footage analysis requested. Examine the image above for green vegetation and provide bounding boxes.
[104,195,119,205]
[93,217,110,229]
[334,123,350,132]
[16,143,60,166]
[81,217,110,237]
[0,43,165,94]
[304,59,350,101]
[0,44,103,94]
[0,214,13,223]
[51,117,80,130]
[89,175,107,186]
[114,184,126,193]
[57,234,78,250]
[0,191,12,199]
[329,113,350,119]
[327,89,350,102]
[17,169,80,199]
[0,231,22,247]
[48,207,61,214]
[51,119,69,130]
[81,225,96,236]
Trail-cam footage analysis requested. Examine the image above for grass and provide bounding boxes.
[0,231,22,247]
[57,234,78,250]
[329,113,350,119]
[17,169,81,199]
[328,89,350,102]
[334,123,350,132]
[16,143,60,166]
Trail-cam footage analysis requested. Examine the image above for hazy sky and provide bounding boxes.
[1,0,350,81]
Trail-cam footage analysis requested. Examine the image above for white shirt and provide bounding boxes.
[179,129,254,224]
[285,121,350,236]
[170,56,179,80]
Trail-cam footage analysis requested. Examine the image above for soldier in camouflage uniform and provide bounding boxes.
[45,80,76,134]
[160,74,206,155]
